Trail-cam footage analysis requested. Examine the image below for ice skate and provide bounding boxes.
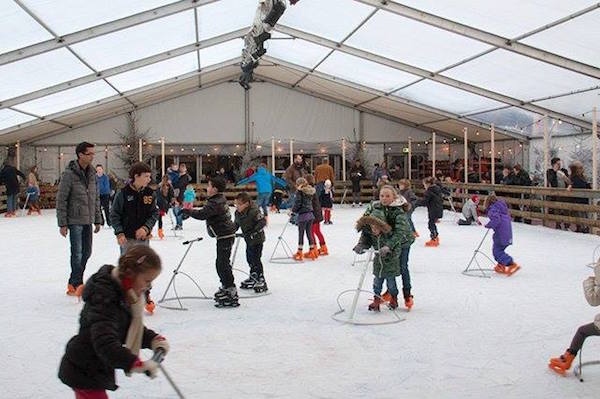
[214,286,228,300]
[240,273,258,290]
[388,295,399,310]
[253,276,268,293]
[368,296,383,312]
[425,237,439,247]
[158,228,164,240]
[404,295,414,311]
[293,250,303,261]
[381,291,392,303]
[145,300,155,315]
[506,263,520,276]
[549,351,575,375]
[214,287,240,308]
[318,244,329,256]
[494,264,507,274]
[305,246,319,260]
[75,284,85,297]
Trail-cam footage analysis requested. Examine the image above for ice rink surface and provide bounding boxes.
[1,206,599,398]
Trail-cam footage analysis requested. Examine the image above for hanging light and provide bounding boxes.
[424,141,428,145]
[277,147,282,152]
[300,149,304,153]
[192,148,196,152]
[233,152,237,156]
[277,140,281,144]
[43,147,48,152]
[181,148,185,152]
[170,149,174,153]
[558,119,562,125]
[126,144,131,148]
[256,145,262,149]
[321,148,327,153]
[236,145,240,148]
[214,147,218,152]
[453,137,457,141]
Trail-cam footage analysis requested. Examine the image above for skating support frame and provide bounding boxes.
[587,245,600,269]
[462,229,496,278]
[332,249,405,326]
[20,193,31,216]
[158,237,208,311]
[269,219,296,264]
[573,347,600,382]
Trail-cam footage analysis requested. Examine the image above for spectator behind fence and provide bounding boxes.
[0,158,26,217]
[569,161,591,233]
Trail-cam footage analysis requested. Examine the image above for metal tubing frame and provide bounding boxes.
[462,229,496,278]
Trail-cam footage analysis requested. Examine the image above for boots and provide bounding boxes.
[66,284,76,296]
[318,244,329,256]
[368,296,383,312]
[145,300,156,315]
[389,295,399,310]
[425,237,439,247]
[381,291,392,302]
[75,284,85,297]
[549,350,575,375]
[506,263,521,277]
[158,228,164,239]
[305,246,319,260]
[494,264,507,274]
[404,295,414,311]
[293,249,304,261]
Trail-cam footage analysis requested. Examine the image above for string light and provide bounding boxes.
[233,152,237,156]
[170,149,174,153]
[214,147,218,152]
[256,145,262,149]
[192,148,196,152]
[181,148,184,152]
[43,148,48,152]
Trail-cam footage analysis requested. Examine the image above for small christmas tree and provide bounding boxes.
[114,112,152,170]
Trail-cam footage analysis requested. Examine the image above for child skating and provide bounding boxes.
[458,195,481,226]
[183,176,240,307]
[415,177,443,247]
[398,179,417,237]
[320,179,334,225]
[182,184,195,210]
[234,192,268,293]
[26,181,41,215]
[156,175,174,240]
[292,177,317,261]
[58,245,170,399]
[484,194,520,276]
[306,174,327,257]
[549,262,600,375]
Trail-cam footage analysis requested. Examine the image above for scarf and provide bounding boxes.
[111,267,145,358]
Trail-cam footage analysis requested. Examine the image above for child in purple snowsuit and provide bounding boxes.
[484,194,520,276]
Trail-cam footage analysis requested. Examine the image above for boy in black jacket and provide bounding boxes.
[110,162,159,313]
[415,176,443,247]
[182,176,239,307]
[235,192,268,293]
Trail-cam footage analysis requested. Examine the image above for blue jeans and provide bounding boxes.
[398,246,411,297]
[68,224,93,287]
[406,211,416,232]
[6,193,17,212]
[257,192,270,216]
[120,239,149,256]
[492,241,513,266]
[373,276,398,297]
[173,205,183,227]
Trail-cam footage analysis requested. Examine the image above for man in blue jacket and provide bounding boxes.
[96,164,111,226]
[236,163,287,216]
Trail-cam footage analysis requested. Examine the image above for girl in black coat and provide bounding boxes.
[292,177,317,261]
[59,245,169,398]
[415,177,443,247]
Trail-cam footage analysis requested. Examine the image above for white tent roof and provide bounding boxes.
[1,0,599,144]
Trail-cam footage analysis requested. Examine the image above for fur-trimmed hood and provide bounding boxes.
[356,215,392,234]
[299,185,316,196]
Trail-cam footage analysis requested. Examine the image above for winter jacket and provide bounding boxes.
[59,265,157,391]
[363,199,414,249]
[26,185,40,202]
[167,168,179,187]
[314,163,334,184]
[97,174,111,196]
[237,166,287,194]
[583,264,600,329]
[546,169,558,188]
[56,160,102,227]
[311,188,323,223]
[320,188,334,209]
[174,173,191,203]
[399,188,417,213]
[415,185,444,220]
[571,175,591,204]
[292,185,315,215]
[157,184,174,211]
[284,163,307,193]
[356,213,402,278]
[501,173,516,185]
[183,188,196,203]
[234,203,266,247]
[462,199,478,221]
[0,164,25,195]
[485,200,513,247]
[186,193,237,239]
[350,165,366,193]
[512,170,532,186]
[372,166,387,187]
[110,185,158,240]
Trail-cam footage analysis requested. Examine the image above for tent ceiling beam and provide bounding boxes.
[275,24,592,131]
[0,0,222,66]
[354,0,600,80]
[0,28,247,110]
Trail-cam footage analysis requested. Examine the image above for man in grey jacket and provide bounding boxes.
[56,142,102,297]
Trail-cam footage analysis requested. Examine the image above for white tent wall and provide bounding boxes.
[362,113,431,143]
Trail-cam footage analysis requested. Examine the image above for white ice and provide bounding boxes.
[1,206,599,398]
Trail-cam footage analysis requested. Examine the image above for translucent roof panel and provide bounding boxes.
[470,107,582,137]
[197,0,255,40]
[0,0,53,54]
[279,0,374,42]
[521,9,600,68]
[534,89,600,123]
[71,11,196,71]
[200,39,243,68]
[265,33,331,69]
[0,109,36,131]
[316,51,419,92]
[106,53,198,93]
[346,10,491,71]
[393,80,505,115]
[13,81,118,117]
[394,0,599,38]
[442,49,600,102]
[0,48,93,102]
[20,0,177,36]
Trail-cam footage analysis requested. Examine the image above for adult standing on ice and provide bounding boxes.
[57,142,102,297]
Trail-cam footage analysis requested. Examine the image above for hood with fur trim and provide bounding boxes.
[356,215,392,234]
[299,185,316,196]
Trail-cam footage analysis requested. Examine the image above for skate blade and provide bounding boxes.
[214,302,240,308]
[506,266,521,277]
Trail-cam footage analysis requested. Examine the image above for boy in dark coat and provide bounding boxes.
[235,192,268,293]
[415,177,443,247]
[183,176,240,307]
